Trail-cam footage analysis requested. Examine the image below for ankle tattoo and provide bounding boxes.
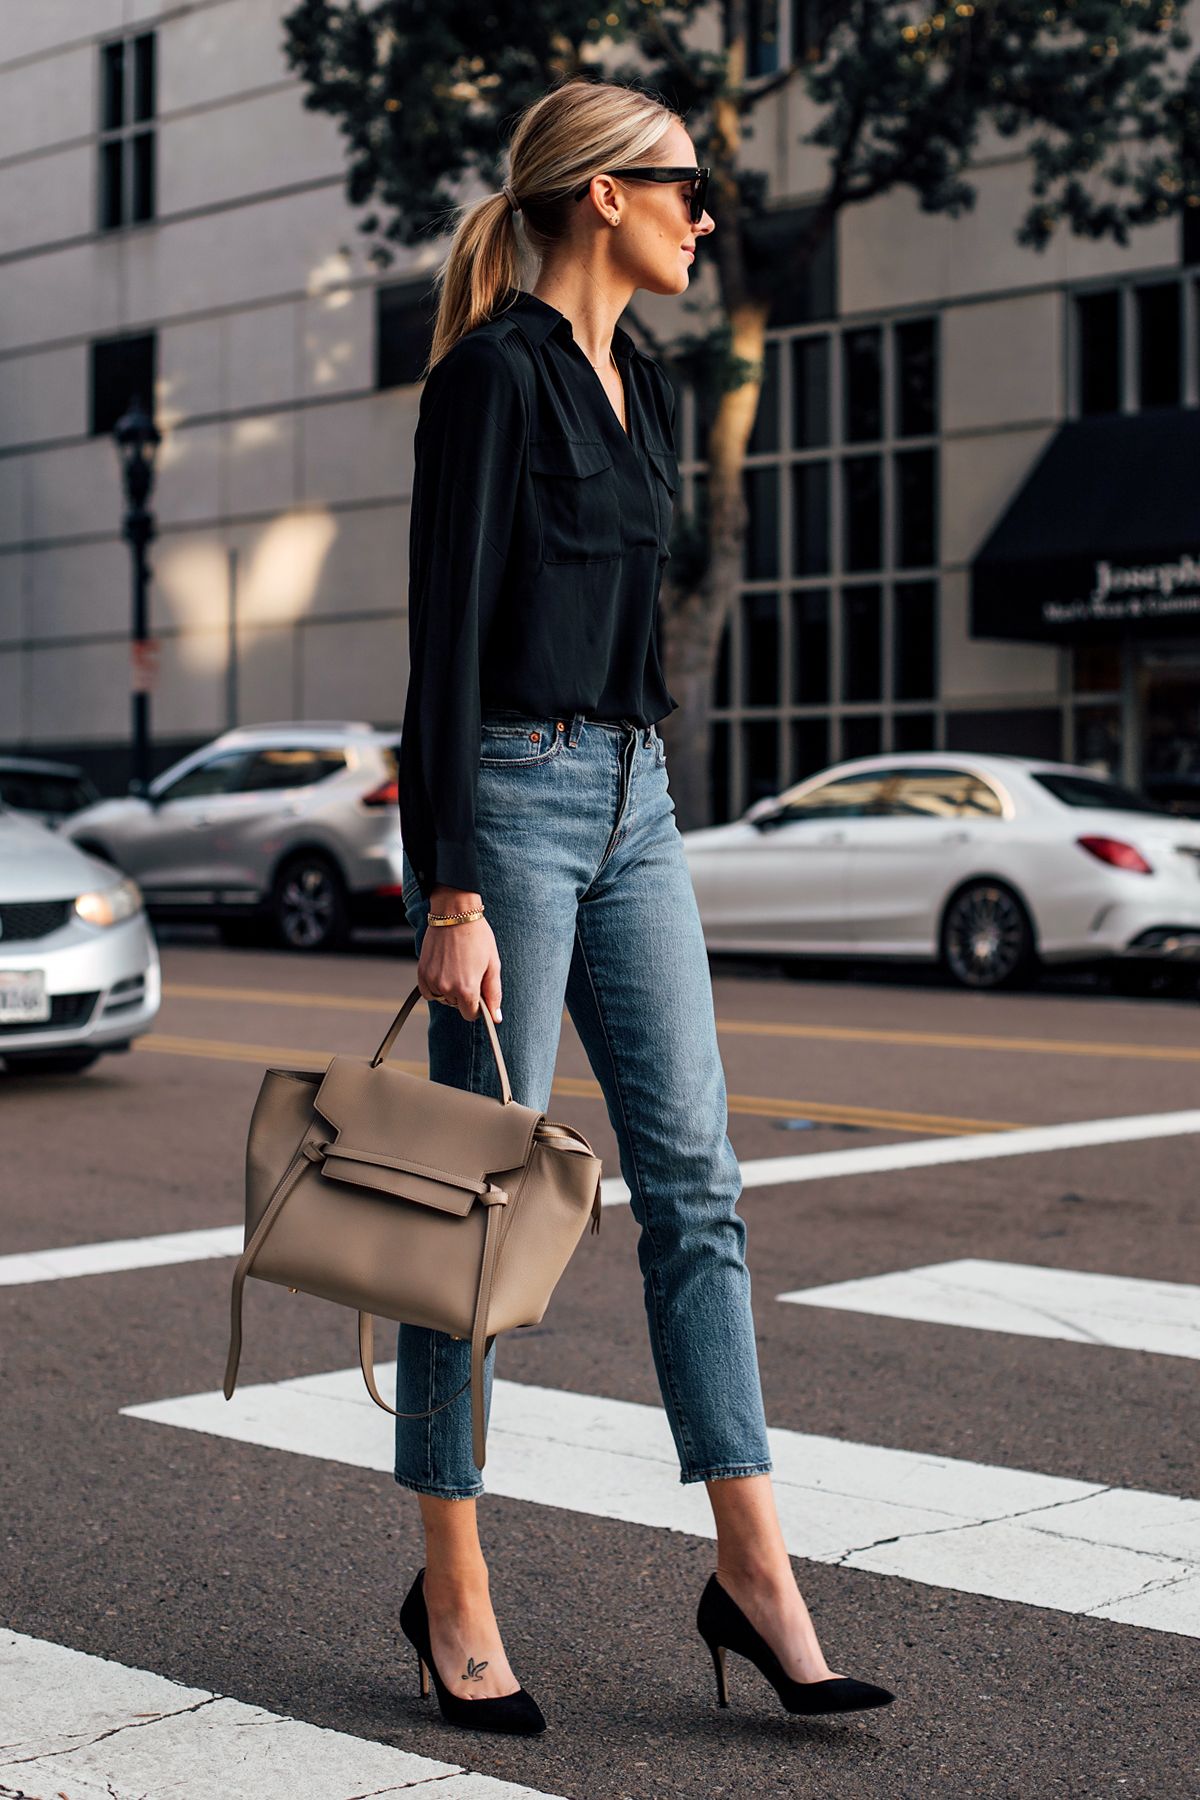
[462,1655,489,1682]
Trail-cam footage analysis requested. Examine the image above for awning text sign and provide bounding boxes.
[1043,554,1200,630]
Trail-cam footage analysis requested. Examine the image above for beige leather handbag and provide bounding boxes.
[223,983,602,1469]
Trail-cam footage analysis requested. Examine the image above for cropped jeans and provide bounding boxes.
[395,708,773,1499]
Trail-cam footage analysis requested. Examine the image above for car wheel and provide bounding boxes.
[4,1050,102,1074]
[270,852,349,953]
[939,880,1037,991]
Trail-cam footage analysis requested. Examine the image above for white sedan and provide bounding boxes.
[680,752,1200,989]
[0,809,161,1073]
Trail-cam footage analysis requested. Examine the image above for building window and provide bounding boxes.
[843,455,882,571]
[1077,289,1120,415]
[98,33,156,230]
[702,309,942,818]
[742,592,781,705]
[843,327,882,442]
[894,580,938,700]
[743,466,781,579]
[376,282,438,389]
[895,447,937,568]
[1136,281,1181,409]
[747,0,781,74]
[792,334,830,446]
[792,588,830,704]
[1074,275,1197,416]
[895,318,937,438]
[1182,205,1200,269]
[842,585,882,703]
[90,332,156,437]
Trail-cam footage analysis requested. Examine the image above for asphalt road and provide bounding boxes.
[2,931,1197,1800]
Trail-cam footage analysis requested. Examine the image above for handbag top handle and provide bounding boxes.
[370,982,515,1105]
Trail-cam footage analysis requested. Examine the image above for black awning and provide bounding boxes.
[970,407,1200,642]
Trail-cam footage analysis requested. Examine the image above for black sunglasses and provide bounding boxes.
[571,165,711,224]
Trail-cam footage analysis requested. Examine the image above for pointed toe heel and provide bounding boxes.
[400,1567,547,1736]
[697,1573,895,1718]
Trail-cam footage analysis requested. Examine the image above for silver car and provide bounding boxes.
[62,722,406,953]
[0,809,160,1074]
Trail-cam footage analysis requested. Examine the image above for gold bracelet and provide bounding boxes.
[429,907,486,926]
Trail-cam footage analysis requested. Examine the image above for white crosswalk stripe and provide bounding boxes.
[5,1104,1199,1288]
[778,1259,1200,1359]
[122,1367,1200,1639]
[0,1627,570,1800]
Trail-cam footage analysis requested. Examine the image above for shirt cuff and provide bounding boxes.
[429,837,482,896]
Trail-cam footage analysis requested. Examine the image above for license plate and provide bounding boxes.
[0,969,50,1022]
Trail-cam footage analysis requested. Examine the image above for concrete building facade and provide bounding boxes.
[1,0,1197,815]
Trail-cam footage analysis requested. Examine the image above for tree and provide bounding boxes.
[284,0,1200,827]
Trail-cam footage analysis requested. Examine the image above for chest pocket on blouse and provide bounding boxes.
[529,437,622,564]
[645,443,679,554]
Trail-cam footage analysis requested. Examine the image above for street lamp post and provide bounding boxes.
[112,394,162,797]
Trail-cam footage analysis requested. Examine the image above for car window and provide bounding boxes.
[1032,771,1170,815]
[880,770,1004,820]
[155,750,254,802]
[241,747,348,792]
[0,771,99,813]
[774,773,895,821]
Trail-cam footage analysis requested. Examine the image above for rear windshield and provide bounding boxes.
[0,771,98,813]
[1032,771,1172,815]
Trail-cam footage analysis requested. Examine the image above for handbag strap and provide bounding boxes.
[357,1183,508,1471]
[224,1130,325,1402]
[224,1131,508,1470]
[370,982,515,1106]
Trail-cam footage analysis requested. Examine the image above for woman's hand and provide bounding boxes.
[418,888,503,1023]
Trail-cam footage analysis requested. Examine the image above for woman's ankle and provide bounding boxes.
[423,1555,491,1605]
[716,1551,797,1600]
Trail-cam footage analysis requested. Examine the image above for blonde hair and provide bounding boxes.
[425,77,681,373]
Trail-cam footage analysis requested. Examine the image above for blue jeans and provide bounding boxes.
[395,709,772,1498]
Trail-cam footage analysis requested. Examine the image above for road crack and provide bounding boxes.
[0,1693,220,1770]
[832,1483,1117,1565]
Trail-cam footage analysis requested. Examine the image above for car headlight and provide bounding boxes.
[74,876,144,928]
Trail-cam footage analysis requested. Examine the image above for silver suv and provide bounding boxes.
[62,722,406,953]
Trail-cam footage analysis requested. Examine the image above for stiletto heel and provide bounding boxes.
[417,1654,430,1698]
[697,1573,895,1717]
[400,1567,546,1735]
[709,1639,730,1707]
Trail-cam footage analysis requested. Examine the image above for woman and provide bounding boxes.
[395,75,895,1735]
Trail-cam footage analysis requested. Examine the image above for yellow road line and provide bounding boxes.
[135,1032,1017,1136]
[715,1018,1200,1064]
[161,981,1200,1066]
[163,982,396,1016]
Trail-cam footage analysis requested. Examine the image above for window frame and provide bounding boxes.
[97,30,157,232]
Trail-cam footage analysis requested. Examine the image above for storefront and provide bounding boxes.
[970,408,1200,810]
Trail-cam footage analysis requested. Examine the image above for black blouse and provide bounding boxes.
[398,287,680,901]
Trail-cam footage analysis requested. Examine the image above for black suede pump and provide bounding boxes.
[697,1573,895,1716]
[400,1567,547,1735]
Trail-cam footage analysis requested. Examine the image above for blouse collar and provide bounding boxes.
[497,288,639,361]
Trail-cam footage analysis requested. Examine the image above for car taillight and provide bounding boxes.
[1077,835,1153,875]
[360,779,399,808]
